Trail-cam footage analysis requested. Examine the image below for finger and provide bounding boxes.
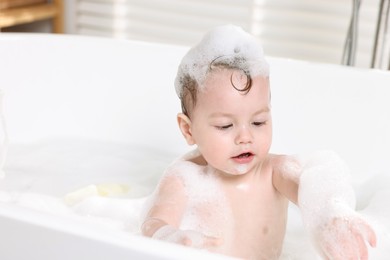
[320,241,337,260]
[179,236,193,246]
[319,231,341,260]
[365,224,377,248]
[320,224,356,260]
[355,233,368,260]
[357,219,377,248]
[172,231,193,246]
[340,235,358,260]
[180,231,222,249]
[202,235,224,248]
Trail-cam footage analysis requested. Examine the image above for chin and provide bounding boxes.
[232,164,249,175]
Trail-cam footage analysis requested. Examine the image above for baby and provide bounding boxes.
[141,25,377,259]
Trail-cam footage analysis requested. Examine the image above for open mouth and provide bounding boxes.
[234,152,253,159]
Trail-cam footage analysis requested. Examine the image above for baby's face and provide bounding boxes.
[189,68,272,175]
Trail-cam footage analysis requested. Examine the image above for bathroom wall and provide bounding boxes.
[67,0,382,68]
[2,0,384,68]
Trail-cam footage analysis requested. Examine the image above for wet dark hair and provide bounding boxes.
[180,75,198,117]
[179,56,253,118]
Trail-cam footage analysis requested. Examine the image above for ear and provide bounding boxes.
[177,113,195,145]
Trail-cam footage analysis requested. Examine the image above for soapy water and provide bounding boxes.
[0,139,389,259]
[0,139,172,231]
[0,139,172,196]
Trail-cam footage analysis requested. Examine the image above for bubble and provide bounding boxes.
[298,150,356,229]
[235,164,248,174]
[174,25,269,97]
[155,150,234,250]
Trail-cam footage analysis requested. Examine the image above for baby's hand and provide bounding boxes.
[315,213,377,260]
[153,225,223,249]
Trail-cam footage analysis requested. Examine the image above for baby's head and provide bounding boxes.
[175,25,269,117]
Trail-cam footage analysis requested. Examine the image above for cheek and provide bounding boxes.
[197,130,228,148]
[259,127,273,152]
[251,124,272,149]
[198,138,229,168]
[193,129,230,153]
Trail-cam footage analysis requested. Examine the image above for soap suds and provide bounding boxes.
[174,25,269,97]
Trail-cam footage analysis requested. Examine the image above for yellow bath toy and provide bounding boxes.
[64,183,130,206]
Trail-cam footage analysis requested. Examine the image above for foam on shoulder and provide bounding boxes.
[158,150,234,246]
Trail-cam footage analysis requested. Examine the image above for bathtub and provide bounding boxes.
[0,33,389,259]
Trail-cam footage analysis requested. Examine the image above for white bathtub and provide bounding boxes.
[0,33,389,259]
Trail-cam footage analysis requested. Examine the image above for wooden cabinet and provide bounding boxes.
[0,0,63,33]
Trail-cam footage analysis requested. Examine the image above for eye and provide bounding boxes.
[253,121,265,127]
[216,124,233,130]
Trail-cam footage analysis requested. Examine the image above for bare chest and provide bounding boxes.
[217,170,290,259]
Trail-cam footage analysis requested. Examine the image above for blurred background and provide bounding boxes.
[0,0,389,69]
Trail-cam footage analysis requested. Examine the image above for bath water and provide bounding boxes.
[0,139,389,259]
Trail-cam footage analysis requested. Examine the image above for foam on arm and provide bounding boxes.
[141,171,187,236]
[297,150,376,259]
[141,154,224,249]
[298,150,356,227]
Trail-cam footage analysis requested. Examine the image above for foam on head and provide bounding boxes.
[174,25,269,97]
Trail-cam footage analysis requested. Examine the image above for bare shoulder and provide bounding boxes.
[153,165,187,202]
[143,156,197,221]
[143,161,190,230]
[269,154,302,203]
[269,154,302,180]
[268,154,290,166]
[164,155,205,180]
[157,151,207,195]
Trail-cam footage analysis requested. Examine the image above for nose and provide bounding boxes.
[234,125,253,145]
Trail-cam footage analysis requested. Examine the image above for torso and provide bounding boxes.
[222,158,289,259]
[173,153,289,259]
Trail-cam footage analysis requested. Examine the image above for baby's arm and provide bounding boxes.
[273,151,376,259]
[141,173,186,236]
[141,167,222,249]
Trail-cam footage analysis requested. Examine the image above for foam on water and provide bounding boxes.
[0,138,173,233]
[174,25,269,97]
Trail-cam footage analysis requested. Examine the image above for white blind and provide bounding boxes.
[76,0,253,44]
[252,0,380,67]
[73,0,382,68]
